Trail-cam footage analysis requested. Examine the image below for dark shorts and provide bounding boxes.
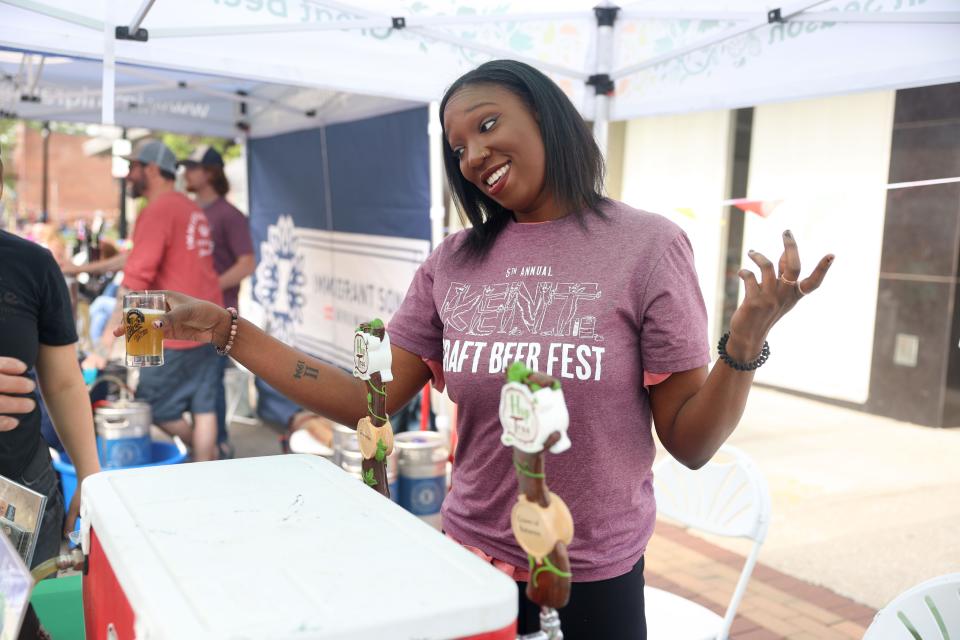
[516,557,646,639]
[136,345,222,423]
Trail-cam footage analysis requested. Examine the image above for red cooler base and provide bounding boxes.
[83,528,136,640]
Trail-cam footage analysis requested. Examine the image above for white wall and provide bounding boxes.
[743,91,895,404]
[619,109,733,347]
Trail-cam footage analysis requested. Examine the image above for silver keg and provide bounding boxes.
[94,400,152,468]
[332,423,360,467]
[395,431,449,529]
[335,425,398,500]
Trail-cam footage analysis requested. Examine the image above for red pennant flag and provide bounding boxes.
[728,198,783,218]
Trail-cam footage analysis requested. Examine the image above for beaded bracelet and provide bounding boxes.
[215,307,239,356]
[717,332,770,371]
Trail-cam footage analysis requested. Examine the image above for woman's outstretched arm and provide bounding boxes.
[117,291,432,426]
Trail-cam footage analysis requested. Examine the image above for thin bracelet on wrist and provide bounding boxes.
[215,307,239,356]
[717,332,770,371]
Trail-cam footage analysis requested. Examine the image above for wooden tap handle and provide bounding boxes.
[502,364,573,610]
[358,320,390,499]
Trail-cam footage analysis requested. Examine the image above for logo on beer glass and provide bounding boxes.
[125,309,147,343]
[123,292,165,367]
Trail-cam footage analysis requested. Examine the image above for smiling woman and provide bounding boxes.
[439,61,607,259]
[123,59,832,640]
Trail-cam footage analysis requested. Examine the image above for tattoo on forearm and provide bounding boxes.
[294,360,319,380]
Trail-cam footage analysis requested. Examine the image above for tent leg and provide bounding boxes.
[428,101,445,249]
[593,95,610,159]
[591,4,617,159]
[127,0,157,35]
[119,129,128,239]
[102,17,116,125]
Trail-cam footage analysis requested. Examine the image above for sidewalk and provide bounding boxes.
[716,386,960,610]
[646,520,876,639]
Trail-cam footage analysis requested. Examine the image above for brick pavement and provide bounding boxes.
[646,520,877,639]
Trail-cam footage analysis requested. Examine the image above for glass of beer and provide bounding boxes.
[123,292,165,367]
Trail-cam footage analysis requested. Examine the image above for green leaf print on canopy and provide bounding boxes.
[509,31,533,51]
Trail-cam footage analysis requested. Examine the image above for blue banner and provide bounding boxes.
[247,107,433,423]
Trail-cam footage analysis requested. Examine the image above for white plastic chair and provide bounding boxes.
[864,573,960,639]
[224,361,257,427]
[645,445,772,640]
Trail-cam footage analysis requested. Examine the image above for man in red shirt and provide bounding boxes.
[181,146,254,458]
[94,140,224,461]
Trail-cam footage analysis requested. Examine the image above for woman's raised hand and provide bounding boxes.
[113,290,232,347]
[727,230,833,358]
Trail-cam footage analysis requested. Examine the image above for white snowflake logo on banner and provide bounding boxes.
[254,215,306,345]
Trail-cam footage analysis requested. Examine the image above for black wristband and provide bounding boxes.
[717,332,770,371]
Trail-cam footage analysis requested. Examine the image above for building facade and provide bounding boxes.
[609,81,960,427]
[8,122,119,224]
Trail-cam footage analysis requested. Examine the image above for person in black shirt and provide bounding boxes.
[0,148,100,621]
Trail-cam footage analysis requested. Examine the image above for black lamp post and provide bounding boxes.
[40,121,49,223]
[118,128,128,239]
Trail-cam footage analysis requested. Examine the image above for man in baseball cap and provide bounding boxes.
[91,139,225,462]
[180,144,254,459]
[178,144,224,169]
[124,140,178,198]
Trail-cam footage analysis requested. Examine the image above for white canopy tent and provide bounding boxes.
[1,0,958,407]
[0,50,423,138]
[1,0,959,146]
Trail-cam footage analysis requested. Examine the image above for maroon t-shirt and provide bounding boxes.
[388,201,710,581]
[203,197,254,310]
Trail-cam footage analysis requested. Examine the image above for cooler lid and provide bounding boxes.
[80,455,516,640]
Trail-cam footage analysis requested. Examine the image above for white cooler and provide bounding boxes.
[79,454,517,639]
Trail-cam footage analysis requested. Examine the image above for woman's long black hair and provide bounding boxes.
[439,60,607,260]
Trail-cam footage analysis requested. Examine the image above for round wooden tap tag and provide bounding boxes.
[511,493,575,560]
[357,417,394,459]
[512,496,557,560]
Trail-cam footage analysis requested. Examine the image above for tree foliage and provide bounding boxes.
[0,119,17,195]
[161,134,242,163]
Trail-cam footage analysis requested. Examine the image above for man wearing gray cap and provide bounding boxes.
[93,140,224,462]
[181,145,254,459]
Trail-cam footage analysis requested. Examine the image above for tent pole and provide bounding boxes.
[127,0,157,35]
[619,8,960,23]
[789,11,960,23]
[101,8,115,125]
[117,65,317,119]
[26,56,45,100]
[119,127,128,239]
[0,0,102,30]
[612,0,831,80]
[428,101,444,249]
[591,4,618,159]
[150,12,590,38]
